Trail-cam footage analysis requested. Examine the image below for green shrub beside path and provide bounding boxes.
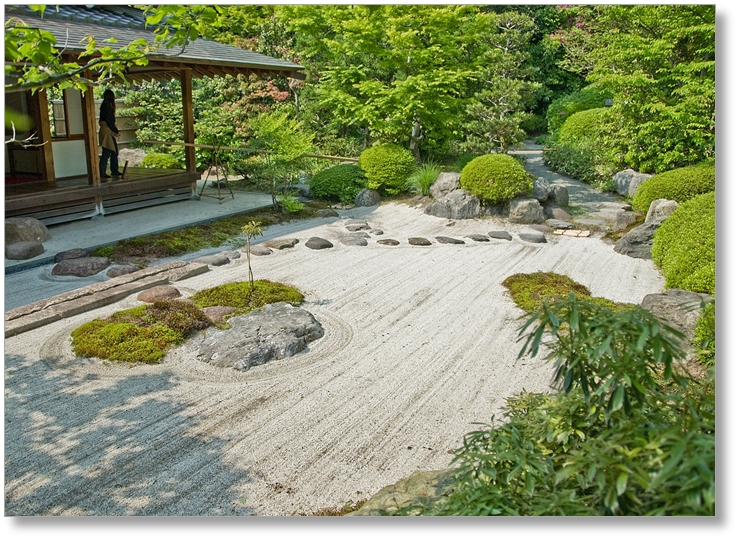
[459,154,532,205]
[632,162,715,213]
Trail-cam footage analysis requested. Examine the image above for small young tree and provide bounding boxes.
[241,221,263,288]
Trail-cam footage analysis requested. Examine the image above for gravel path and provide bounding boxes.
[4,202,665,516]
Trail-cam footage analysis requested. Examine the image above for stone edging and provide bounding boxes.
[4,260,210,338]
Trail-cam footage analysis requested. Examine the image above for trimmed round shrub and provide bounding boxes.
[557,107,613,148]
[358,143,416,195]
[546,85,613,134]
[309,164,367,204]
[459,154,532,205]
[632,162,715,213]
[141,152,182,169]
[652,192,715,294]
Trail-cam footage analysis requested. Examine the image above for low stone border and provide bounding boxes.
[4,260,210,338]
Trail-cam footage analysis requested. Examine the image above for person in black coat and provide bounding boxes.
[98,89,121,178]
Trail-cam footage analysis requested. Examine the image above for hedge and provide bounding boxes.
[632,162,715,213]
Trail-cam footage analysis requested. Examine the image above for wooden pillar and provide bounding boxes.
[81,82,101,188]
[31,89,56,184]
[180,68,196,174]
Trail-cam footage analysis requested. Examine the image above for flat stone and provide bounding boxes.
[345,220,370,232]
[106,265,139,278]
[5,241,44,260]
[527,224,552,234]
[545,219,573,229]
[305,237,333,250]
[249,246,273,256]
[408,237,432,246]
[346,231,371,239]
[466,234,490,242]
[137,285,181,303]
[263,238,299,250]
[339,235,368,246]
[563,230,580,237]
[435,236,465,245]
[488,231,513,241]
[221,250,241,260]
[315,209,339,218]
[192,253,231,266]
[5,310,62,338]
[377,239,400,246]
[519,228,547,243]
[370,229,384,235]
[165,262,210,282]
[54,248,92,263]
[51,257,110,277]
[545,205,573,221]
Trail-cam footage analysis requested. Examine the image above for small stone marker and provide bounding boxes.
[408,237,432,246]
[305,237,333,250]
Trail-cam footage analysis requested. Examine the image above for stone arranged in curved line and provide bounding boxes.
[435,236,465,245]
[193,253,231,266]
[408,237,432,246]
[488,231,513,241]
[345,219,371,232]
[339,235,368,247]
[51,256,110,277]
[305,237,334,250]
[377,239,400,246]
[519,228,547,243]
[264,238,299,250]
[466,234,490,242]
[249,246,273,256]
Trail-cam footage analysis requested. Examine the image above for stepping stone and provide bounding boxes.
[346,223,371,232]
[339,235,368,246]
[370,229,384,235]
[435,236,465,245]
[377,239,400,246]
[315,209,339,218]
[264,238,299,250]
[546,219,573,230]
[6,241,44,260]
[137,285,181,303]
[527,224,552,234]
[408,237,432,246]
[51,257,110,277]
[54,248,92,263]
[193,253,231,266]
[545,206,573,221]
[221,250,241,260]
[305,237,333,250]
[488,231,513,241]
[345,219,370,228]
[466,234,490,242]
[249,246,273,256]
[519,228,547,243]
[107,265,139,278]
[563,229,591,238]
[346,231,371,239]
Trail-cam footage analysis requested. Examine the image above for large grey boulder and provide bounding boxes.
[5,241,44,260]
[645,199,679,224]
[613,169,653,197]
[5,217,50,244]
[545,205,573,221]
[613,221,662,259]
[107,264,139,278]
[194,302,324,371]
[551,185,569,207]
[54,248,92,263]
[425,189,481,220]
[51,257,110,277]
[507,198,545,224]
[641,289,713,345]
[532,177,552,203]
[429,172,461,200]
[305,237,333,250]
[355,188,381,207]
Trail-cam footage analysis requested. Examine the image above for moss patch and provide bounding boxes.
[190,280,304,317]
[71,300,212,364]
[502,272,630,313]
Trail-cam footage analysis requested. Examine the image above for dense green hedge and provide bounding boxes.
[632,162,715,213]
[141,152,182,169]
[459,154,532,205]
[546,86,613,135]
[652,192,715,294]
[309,164,367,204]
[358,143,416,195]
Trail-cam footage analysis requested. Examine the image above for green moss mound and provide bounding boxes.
[502,272,629,313]
[631,162,715,213]
[459,154,532,205]
[190,280,303,316]
[141,152,182,169]
[652,192,715,294]
[71,300,212,364]
[358,143,416,195]
[309,163,367,204]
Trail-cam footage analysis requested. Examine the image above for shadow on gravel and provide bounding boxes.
[4,353,257,516]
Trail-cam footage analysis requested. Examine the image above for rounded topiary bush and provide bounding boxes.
[652,192,715,294]
[632,162,715,213]
[459,154,532,205]
[358,143,416,195]
[557,107,613,148]
[546,86,613,134]
[309,164,367,204]
[141,152,182,169]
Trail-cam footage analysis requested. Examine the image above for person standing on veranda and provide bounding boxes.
[98,89,121,178]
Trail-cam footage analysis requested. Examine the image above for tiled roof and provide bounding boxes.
[5,5,303,74]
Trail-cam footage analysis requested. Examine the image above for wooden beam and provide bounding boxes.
[33,89,56,184]
[80,80,101,188]
[180,68,196,173]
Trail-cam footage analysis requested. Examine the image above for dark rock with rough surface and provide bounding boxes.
[613,221,661,259]
[315,209,340,218]
[51,257,110,277]
[263,238,299,250]
[194,302,325,371]
[613,169,653,197]
[507,198,545,224]
[377,239,400,246]
[5,217,50,244]
[425,189,481,219]
[532,177,552,203]
[429,172,461,200]
[355,188,381,207]
[641,289,713,345]
[408,237,432,246]
[305,237,333,250]
[551,185,569,207]
[466,234,490,242]
[545,205,573,221]
[488,231,513,241]
[137,285,181,303]
[54,248,92,263]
